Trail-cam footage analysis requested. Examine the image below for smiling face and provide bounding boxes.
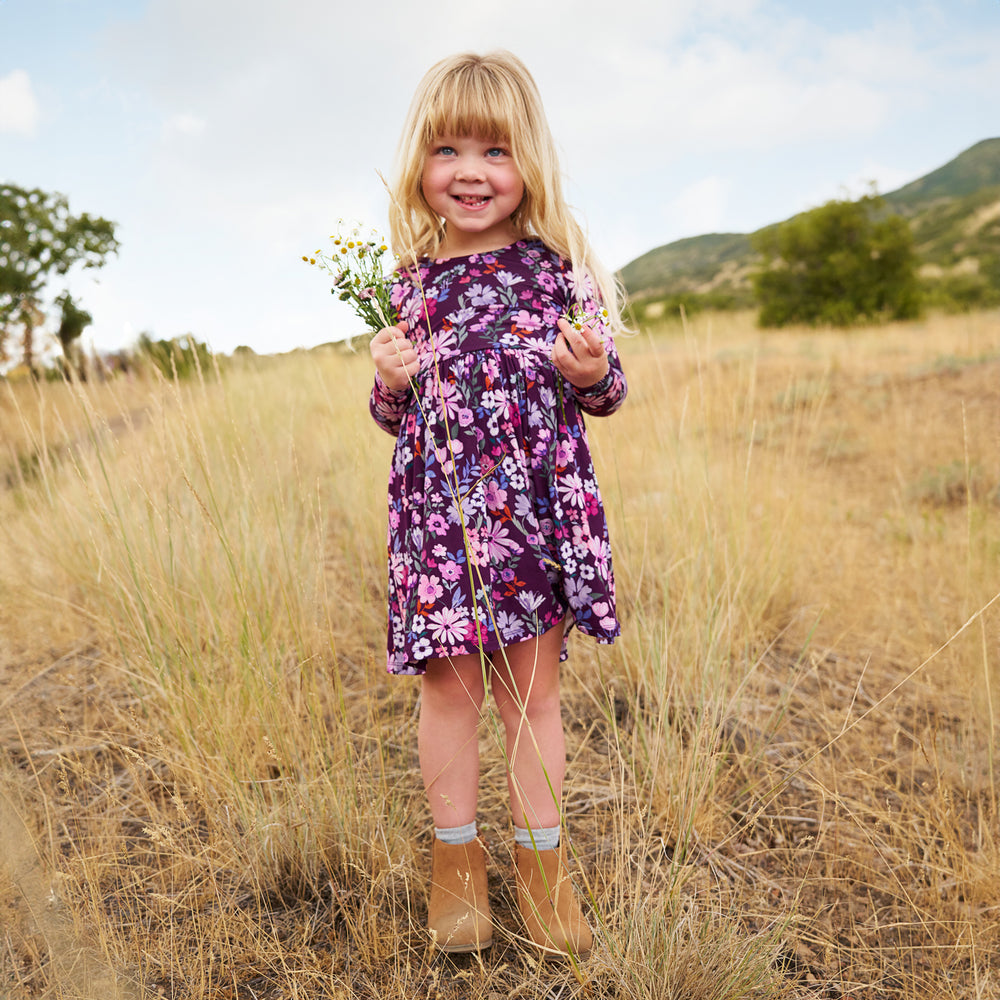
[420,134,525,259]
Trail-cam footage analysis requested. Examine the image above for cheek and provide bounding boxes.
[507,169,526,201]
[421,161,444,195]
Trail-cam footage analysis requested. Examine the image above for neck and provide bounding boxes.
[437,222,521,260]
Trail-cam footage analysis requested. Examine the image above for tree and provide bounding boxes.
[752,192,922,327]
[55,291,93,374]
[0,183,119,369]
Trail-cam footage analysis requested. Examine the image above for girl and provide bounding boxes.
[368,51,627,959]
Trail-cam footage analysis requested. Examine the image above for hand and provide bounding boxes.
[370,321,419,391]
[552,318,609,388]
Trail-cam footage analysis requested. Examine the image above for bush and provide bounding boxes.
[136,333,214,380]
[752,193,922,327]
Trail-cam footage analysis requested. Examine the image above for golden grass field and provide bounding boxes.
[1,308,998,999]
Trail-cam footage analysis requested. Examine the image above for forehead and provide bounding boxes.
[420,79,512,146]
[424,118,508,146]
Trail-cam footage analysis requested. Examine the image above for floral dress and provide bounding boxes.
[369,238,627,676]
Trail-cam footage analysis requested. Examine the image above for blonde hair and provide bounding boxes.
[388,50,625,332]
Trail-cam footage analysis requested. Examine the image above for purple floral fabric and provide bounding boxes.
[369,239,626,675]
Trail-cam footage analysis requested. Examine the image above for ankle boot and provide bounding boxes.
[427,837,493,953]
[514,841,593,960]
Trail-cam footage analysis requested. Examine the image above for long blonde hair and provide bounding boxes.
[388,50,625,332]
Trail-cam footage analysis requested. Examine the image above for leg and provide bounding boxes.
[420,654,493,952]
[419,653,488,829]
[490,623,566,830]
[492,624,593,959]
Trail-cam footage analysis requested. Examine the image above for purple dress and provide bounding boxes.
[369,239,627,676]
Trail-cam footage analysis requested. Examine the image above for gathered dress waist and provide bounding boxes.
[415,332,554,377]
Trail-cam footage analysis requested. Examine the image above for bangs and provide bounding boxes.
[419,68,520,145]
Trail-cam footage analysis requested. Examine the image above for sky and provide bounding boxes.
[1,0,998,358]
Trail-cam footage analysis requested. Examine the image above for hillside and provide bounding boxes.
[621,138,1000,308]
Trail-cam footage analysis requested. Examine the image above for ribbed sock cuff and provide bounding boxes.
[434,821,478,845]
[514,824,560,851]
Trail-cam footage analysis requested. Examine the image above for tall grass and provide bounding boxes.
[2,310,998,997]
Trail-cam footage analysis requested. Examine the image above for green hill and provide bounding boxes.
[621,138,1000,312]
[884,138,1000,207]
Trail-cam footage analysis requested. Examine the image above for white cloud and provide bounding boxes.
[41,0,997,355]
[669,176,732,237]
[162,112,208,138]
[0,70,39,135]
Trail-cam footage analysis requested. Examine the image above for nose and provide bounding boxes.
[454,153,485,181]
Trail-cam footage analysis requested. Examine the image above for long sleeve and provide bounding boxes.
[369,373,413,436]
[562,268,628,417]
[572,355,627,416]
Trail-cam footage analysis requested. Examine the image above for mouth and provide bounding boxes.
[452,194,491,208]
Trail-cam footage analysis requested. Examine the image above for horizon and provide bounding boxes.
[2,0,999,358]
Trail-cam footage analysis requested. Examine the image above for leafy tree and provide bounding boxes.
[0,183,119,368]
[752,192,922,327]
[55,292,93,366]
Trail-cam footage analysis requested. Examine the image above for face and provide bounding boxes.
[421,134,525,258]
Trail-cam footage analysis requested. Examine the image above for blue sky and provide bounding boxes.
[1,0,998,357]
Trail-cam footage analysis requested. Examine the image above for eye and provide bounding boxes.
[486,147,509,158]
[434,145,456,156]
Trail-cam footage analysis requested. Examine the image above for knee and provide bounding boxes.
[422,662,486,714]
[494,676,561,728]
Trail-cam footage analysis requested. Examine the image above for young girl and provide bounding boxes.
[368,51,627,959]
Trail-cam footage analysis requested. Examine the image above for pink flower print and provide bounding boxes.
[428,606,469,645]
[441,560,463,582]
[435,379,460,419]
[483,522,523,561]
[592,601,618,632]
[418,574,444,605]
[484,479,507,511]
[457,407,474,427]
[536,270,557,293]
[512,309,541,331]
[587,536,611,564]
[554,438,576,466]
[434,439,464,475]
[427,513,449,536]
[390,282,410,309]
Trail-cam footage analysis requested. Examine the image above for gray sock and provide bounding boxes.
[434,821,478,845]
[514,824,560,851]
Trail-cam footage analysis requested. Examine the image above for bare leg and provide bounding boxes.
[419,653,488,829]
[490,623,566,830]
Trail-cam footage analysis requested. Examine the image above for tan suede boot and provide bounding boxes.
[427,837,493,953]
[514,842,593,960]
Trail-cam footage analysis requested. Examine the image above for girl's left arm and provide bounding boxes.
[571,340,627,417]
[553,263,627,417]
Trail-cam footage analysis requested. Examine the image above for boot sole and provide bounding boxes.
[435,937,494,953]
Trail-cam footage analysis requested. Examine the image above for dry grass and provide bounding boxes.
[1,309,998,998]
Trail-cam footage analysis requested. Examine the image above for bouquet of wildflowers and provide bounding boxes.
[564,302,609,332]
[303,222,397,333]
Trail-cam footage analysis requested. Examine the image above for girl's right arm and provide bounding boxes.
[369,322,419,435]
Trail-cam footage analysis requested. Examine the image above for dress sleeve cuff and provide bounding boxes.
[374,372,412,398]
[573,370,614,397]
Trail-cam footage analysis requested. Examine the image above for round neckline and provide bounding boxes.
[427,237,535,266]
